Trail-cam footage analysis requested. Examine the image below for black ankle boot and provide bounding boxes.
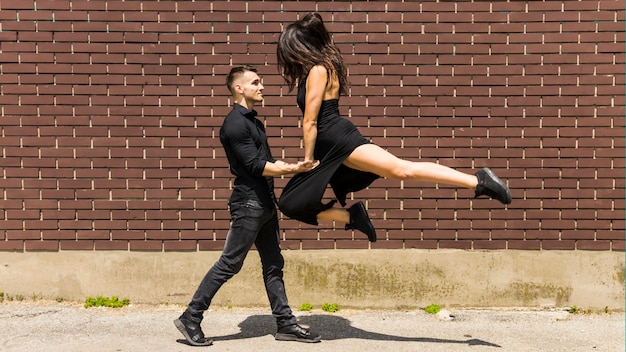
[474,167,512,205]
[345,201,377,242]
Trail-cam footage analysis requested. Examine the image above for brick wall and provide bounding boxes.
[0,1,623,252]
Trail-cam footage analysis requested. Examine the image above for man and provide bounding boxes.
[174,66,321,346]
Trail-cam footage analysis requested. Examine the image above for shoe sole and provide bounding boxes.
[174,318,213,346]
[275,333,321,343]
[483,168,512,204]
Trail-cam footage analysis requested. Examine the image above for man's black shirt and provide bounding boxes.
[219,103,276,206]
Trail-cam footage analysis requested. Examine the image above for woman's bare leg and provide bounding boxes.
[314,144,478,232]
[343,144,478,188]
[317,207,349,223]
[311,143,509,243]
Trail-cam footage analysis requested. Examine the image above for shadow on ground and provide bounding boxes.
[178,314,501,348]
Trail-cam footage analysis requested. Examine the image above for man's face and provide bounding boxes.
[235,70,264,103]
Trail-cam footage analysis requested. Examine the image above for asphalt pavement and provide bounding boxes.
[0,301,624,352]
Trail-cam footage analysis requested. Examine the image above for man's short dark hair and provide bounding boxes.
[226,65,258,95]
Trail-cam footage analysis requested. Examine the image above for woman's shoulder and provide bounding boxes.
[308,64,328,76]
[305,65,332,88]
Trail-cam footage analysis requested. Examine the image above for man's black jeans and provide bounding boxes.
[186,197,296,327]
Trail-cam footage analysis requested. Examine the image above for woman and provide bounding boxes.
[276,12,511,242]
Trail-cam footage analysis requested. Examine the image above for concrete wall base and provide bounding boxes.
[0,250,623,310]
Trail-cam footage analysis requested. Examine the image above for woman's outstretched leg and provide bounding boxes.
[343,144,511,204]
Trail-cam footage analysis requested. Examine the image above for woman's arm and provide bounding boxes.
[302,65,328,162]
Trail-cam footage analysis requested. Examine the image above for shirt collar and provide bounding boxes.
[233,103,257,119]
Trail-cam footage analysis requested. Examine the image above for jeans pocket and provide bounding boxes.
[229,199,266,223]
[243,199,263,209]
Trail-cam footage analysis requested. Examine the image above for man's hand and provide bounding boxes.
[293,160,319,173]
[264,160,319,176]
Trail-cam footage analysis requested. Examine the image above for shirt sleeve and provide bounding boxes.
[222,120,268,177]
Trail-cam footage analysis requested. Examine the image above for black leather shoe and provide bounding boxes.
[174,311,213,346]
[275,324,321,343]
[474,167,512,205]
[345,201,377,242]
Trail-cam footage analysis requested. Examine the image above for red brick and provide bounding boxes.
[404,240,438,249]
[164,241,197,252]
[301,240,335,250]
[25,240,59,252]
[576,240,612,251]
[0,241,24,251]
[198,240,226,251]
[596,229,625,240]
[336,240,370,249]
[438,240,472,250]
[60,240,94,251]
[130,241,162,252]
[507,240,542,250]
[474,240,508,250]
[542,240,576,250]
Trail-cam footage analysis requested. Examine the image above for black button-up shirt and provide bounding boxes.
[219,103,276,206]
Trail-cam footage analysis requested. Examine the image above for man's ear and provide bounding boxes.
[233,83,244,94]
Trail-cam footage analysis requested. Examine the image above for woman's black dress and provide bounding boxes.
[278,78,380,225]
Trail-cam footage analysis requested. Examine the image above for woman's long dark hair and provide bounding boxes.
[277,12,348,94]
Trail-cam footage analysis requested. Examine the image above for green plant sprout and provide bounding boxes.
[298,302,313,311]
[424,304,442,314]
[321,302,339,313]
[84,295,130,308]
